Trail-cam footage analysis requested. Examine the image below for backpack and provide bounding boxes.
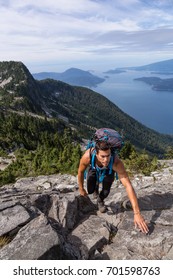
[85,128,124,183]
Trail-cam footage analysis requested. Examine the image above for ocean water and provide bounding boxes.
[93,70,173,135]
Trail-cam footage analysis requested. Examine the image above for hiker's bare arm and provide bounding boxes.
[113,158,140,212]
[113,158,149,234]
[78,150,90,196]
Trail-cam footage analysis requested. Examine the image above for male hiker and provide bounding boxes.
[78,136,149,234]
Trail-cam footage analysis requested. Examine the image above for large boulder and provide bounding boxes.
[0,214,61,260]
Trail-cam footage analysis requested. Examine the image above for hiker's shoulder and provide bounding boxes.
[113,155,121,165]
[81,148,92,162]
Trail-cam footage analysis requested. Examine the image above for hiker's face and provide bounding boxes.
[96,149,111,166]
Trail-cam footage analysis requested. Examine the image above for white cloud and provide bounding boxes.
[0,0,173,71]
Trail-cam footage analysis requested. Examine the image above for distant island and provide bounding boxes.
[151,72,173,75]
[125,59,173,74]
[134,77,173,92]
[106,58,173,75]
[33,67,105,87]
[104,69,126,74]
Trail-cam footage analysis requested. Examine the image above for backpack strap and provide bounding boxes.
[96,167,107,183]
[91,149,96,169]
[90,149,115,183]
[84,147,94,180]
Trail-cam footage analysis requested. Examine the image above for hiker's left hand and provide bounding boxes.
[134,213,149,234]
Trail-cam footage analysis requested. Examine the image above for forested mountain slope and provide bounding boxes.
[1,61,173,157]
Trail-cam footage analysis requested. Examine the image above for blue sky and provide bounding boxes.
[0,0,173,72]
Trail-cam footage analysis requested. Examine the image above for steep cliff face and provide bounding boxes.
[0,61,43,113]
[0,160,173,260]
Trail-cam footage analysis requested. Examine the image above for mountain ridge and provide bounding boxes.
[1,61,173,157]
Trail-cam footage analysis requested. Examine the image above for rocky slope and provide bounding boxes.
[0,160,173,260]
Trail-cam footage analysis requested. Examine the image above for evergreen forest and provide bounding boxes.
[0,112,82,186]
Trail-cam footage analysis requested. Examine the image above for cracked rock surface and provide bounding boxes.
[0,160,173,260]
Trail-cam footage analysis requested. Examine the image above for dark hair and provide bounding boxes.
[95,141,111,153]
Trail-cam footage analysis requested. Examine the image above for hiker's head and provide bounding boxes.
[95,141,111,166]
[95,141,111,152]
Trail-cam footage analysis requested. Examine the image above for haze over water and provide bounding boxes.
[94,70,173,135]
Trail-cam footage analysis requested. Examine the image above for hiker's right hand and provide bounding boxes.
[134,213,149,234]
[79,188,88,196]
